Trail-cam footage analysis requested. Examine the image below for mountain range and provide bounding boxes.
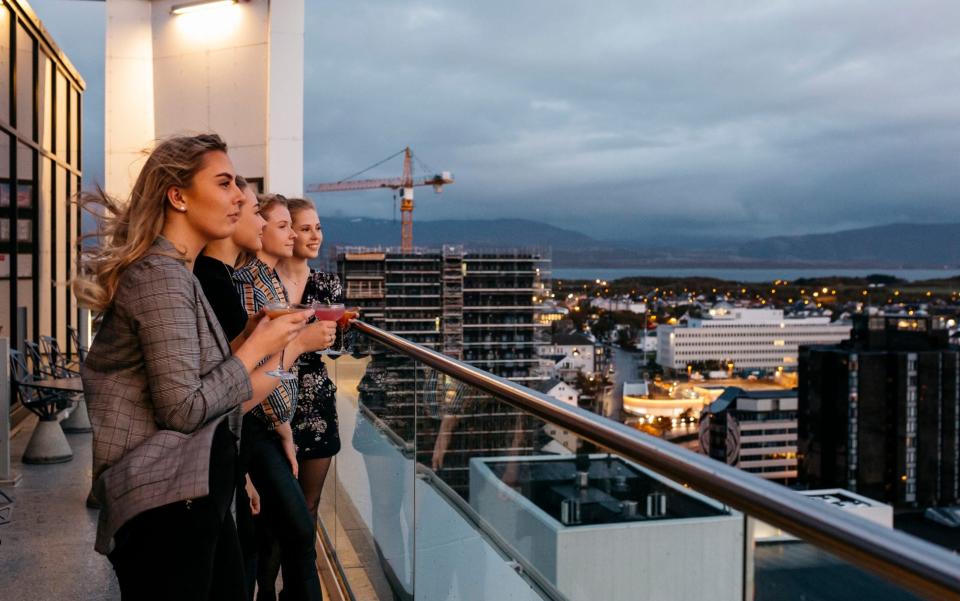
[317,217,960,268]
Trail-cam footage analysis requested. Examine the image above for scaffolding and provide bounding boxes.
[441,245,465,359]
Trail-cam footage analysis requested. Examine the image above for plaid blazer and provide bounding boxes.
[81,238,252,555]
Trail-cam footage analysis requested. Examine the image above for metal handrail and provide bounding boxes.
[352,320,960,601]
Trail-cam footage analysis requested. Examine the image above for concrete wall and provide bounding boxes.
[104,0,302,197]
[470,456,745,601]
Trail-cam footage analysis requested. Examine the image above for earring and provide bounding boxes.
[178,205,187,212]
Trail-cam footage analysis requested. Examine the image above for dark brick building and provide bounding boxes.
[799,314,959,508]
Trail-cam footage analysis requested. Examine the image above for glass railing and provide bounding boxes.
[318,321,960,601]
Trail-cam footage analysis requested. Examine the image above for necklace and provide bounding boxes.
[283,266,310,289]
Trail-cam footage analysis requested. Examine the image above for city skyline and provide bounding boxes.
[30,0,960,244]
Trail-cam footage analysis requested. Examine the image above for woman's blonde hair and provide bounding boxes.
[257,193,288,220]
[74,133,229,312]
[285,197,316,224]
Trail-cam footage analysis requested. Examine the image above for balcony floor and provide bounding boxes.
[0,417,120,601]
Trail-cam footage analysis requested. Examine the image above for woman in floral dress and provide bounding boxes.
[275,197,343,518]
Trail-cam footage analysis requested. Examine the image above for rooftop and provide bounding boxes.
[483,455,728,526]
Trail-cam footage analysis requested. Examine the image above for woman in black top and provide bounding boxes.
[193,175,265,598]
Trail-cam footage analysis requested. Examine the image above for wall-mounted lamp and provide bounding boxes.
[170,0,239,16]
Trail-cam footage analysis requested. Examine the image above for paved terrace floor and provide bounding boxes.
[0,417,120,601]
[0,416,345,601]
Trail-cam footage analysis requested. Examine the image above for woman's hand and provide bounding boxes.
[290,320,337,355]
[338,308,361,331]
[240,308,268,341]
[230,309,268,353]
[235,309,312,369]
[245,475,261,516]
[277,423,299,478]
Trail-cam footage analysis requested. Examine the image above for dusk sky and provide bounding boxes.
[30,0,960,244]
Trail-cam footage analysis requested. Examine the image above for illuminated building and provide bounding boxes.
[658,306,851,373]
[700,387,799,483]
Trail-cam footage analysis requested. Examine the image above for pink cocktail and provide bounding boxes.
[314,303,345,322]
[313,302,346,355]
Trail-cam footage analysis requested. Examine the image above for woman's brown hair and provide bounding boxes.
[74,133,229,312]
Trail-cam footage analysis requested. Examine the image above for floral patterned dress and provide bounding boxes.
[292,270,343,459]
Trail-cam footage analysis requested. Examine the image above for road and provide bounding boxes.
[603,344,642,421]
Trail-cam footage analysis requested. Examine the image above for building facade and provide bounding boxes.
[338,245,550,382]
[657,306,851,373]
[1,0,83,358]
[541,331,604,384]
[339,245,550,496]
[799,314,960,508]
[700,387,799,483]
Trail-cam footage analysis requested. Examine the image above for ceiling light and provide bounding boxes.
[171,0,238,16]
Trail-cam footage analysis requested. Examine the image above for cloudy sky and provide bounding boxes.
[30,0,960,243]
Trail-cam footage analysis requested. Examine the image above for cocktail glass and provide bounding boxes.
[313,302,345,355]
[264,302,310,379]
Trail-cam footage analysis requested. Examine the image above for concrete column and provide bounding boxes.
[265,0,304,195]
[150,0,270,181]
[104,0,155,198]
[0,337,23,486]
[104,0,302,198]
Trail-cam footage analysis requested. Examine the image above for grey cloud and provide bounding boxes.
[30,0,960,243]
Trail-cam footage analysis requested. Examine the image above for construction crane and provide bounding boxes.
[307,147,454,253]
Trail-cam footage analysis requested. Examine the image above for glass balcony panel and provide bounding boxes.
[321,326,956,601]
[323,337,418,599]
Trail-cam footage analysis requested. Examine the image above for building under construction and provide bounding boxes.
[339,245,551,496]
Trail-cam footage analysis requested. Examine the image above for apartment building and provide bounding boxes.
[700,387,799,483]
[338,245,550,496]
[658,306,851,373]
[799,314,960,508]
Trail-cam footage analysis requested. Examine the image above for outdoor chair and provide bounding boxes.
[67,326,88,363]
[23,341,53,378]
[39,335,79,378]
[9,350,74,464]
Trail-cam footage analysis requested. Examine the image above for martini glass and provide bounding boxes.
[264,302,310,379]
[313,302,346,356]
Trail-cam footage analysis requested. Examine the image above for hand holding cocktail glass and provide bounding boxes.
[263,303,313,379]
[240,304,313,373]
[312,302,359,355]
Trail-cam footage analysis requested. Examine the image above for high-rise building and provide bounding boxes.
[700,387,799,483]
[798,314,960,508]
[658,306,851,373]
[338,245,550,495]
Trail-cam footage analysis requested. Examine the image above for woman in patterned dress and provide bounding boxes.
[275,198,344,519]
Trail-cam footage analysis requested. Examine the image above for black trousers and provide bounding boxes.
[109,421,246,601]
[243,417,322,601]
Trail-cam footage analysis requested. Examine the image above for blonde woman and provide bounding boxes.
[276,198,344,516]
[77,134,314,600]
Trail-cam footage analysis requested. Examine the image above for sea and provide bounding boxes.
[550,267,960,283]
